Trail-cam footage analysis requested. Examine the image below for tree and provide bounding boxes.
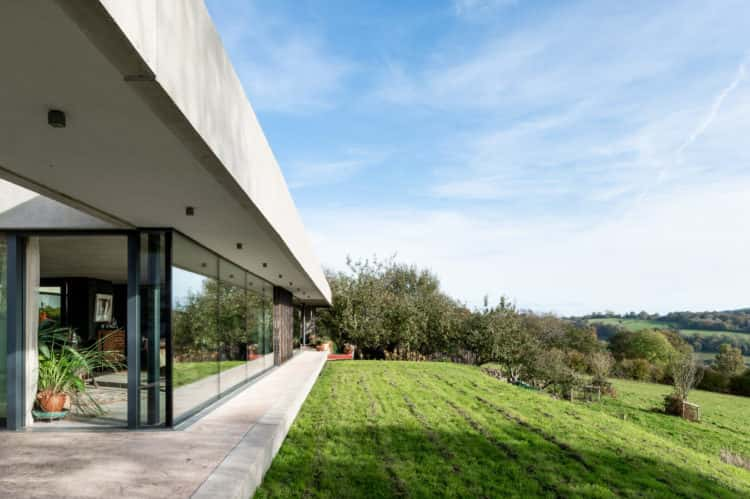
[714,344,745,377]
[487,298,535,381]
[669,349,703,402]
[588,351,614,385]
[608,329,677,364]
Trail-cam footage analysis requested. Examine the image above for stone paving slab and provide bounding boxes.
[0,351,327,499]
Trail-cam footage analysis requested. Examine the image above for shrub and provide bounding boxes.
[564,350,587,373]
[609,329,676,364]
[730,370,750,396]
[588,351,614,385]
[616,358,653,381]
[532,348,583,399]
[698,367,730,393]
[715,344,745,377]
[669,349,703,402]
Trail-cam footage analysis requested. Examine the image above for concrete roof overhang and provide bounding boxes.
[0,1,331,306]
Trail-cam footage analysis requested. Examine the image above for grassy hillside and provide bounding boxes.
[588,318,750,343]
[694,351,750,367]
[586,317,673,331]
[255,362,750,498]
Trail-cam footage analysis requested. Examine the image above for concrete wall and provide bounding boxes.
[97,0,331,305]
[0,180,117,230]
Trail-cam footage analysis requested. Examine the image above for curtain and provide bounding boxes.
[24,237,39,426]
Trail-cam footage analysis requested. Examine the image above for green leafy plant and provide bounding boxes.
[37,326,123,415]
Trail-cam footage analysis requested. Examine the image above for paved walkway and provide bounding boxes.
[0,351,327,499]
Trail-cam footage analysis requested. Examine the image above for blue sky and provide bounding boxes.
[206,0,750,315]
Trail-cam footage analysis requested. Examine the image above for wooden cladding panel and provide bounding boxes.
[273,286,294,365]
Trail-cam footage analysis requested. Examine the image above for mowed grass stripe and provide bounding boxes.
[414,367,610,498]
[383,368,549,498]
[434,363,750,497]
[255,362,750,498]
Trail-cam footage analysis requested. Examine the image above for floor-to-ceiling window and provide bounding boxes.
[218,259,247,392]
[33,235,129,427]
[247,275,272,376]
[0,235,7,424]
[171,233,275,422]
[172,234,220,420]
[139,232,168,427]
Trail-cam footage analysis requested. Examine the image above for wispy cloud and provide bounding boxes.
[454,0,519,17]
[207,1,352,113]
[307,176,750,315]
[286,148,388,189]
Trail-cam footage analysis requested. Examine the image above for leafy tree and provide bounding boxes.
[669,348,703,402]
[715,344,745,377]
[608,329,677,364]
[588,351,614,385]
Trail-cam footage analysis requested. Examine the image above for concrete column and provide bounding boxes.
[273,287,293,366]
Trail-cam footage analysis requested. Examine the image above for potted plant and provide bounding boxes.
[314,337,331,352]
[36,326,122,417]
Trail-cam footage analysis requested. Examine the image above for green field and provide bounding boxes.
[694,351,750,367]
[586,318,673,331]
[255,362,750,498]
[587,318,750,341]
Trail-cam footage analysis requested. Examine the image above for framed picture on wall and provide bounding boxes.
[94,293,113,323]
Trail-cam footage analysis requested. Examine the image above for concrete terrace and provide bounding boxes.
[0,351,327,499]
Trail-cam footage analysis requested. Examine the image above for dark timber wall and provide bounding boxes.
[273,287,294,365]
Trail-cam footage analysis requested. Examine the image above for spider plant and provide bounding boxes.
[37,326,124,416]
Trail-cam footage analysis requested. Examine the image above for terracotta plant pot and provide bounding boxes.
[37,390,67,413]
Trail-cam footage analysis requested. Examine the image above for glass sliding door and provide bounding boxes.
[0,235,7,424]
[218,259,247,392]
[246,274,270,378]
[261,285,274,369]
[171,234,220,420]
[139,232,168,427]
[170,232,277,422]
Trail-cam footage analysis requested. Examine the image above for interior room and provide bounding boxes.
[34,235,134,427]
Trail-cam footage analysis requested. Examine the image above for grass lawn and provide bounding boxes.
[255,361,750,498]
[172,360,245,387]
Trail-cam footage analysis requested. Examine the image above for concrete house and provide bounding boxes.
[0,0,331,431]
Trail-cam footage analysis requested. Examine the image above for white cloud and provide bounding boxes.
[305,177,750,316]
[236,37,351,113]
[208,2,352,113]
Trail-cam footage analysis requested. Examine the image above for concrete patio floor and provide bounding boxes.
[0,351,327,499]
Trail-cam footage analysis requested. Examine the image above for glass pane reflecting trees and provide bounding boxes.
[219,260,247,392]
[171,233,274,421]
[172,235,220,419]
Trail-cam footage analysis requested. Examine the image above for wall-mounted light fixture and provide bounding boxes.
[185,206,195,216]
[48,109,66,128]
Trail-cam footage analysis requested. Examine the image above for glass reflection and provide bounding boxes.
[0,237,7,422]
[218,260,247,391]
[172,236,219,419]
